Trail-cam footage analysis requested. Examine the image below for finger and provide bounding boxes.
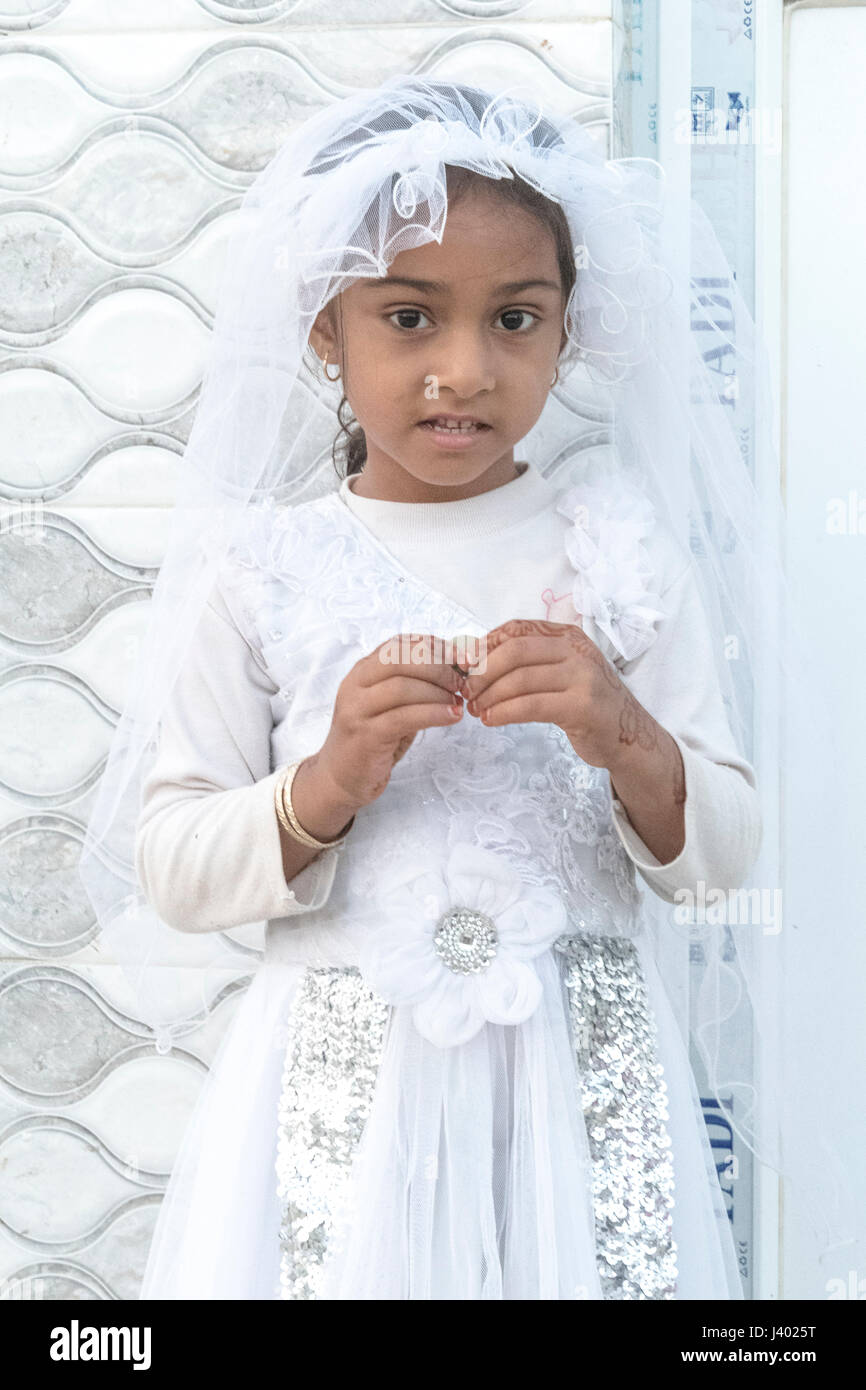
[463,628,573,699]
[369,700,464,743]
[362,674,464,718]
[363,633,465,695]
[474,691,565,727]
[467,662,568,716]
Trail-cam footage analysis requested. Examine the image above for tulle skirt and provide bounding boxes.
[139,938,742,1300]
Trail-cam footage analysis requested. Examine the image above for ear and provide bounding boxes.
[307,305,339,364]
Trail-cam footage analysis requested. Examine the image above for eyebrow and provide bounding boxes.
[359,275,562,295]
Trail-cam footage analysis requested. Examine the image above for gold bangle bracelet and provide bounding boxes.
[274,760,354,850]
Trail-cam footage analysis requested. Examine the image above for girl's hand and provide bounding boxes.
[460,618,687,865]
[459,618,657,770]
[306,632,466,811]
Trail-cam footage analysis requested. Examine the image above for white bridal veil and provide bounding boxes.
[77,74,810,1183]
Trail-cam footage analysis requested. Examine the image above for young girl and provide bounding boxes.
[86,77,779,1300]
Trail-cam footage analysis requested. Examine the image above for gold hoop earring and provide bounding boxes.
[322,351,342,383]
[550,366,560,388]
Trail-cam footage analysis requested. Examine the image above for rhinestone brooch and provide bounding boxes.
[433,907,498,975]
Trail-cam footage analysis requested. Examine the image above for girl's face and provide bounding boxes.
[309,186,567,500]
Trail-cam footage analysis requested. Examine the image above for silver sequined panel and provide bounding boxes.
[276,943,678,1299]
[275,967,390,1300]
[556,934,678,1299]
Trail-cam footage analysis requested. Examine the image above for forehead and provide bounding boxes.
[359,192,563,294]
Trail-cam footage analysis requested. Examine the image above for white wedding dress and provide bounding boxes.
[139,468,747,1301]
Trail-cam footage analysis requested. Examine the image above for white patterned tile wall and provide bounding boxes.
[0,0,613,1299]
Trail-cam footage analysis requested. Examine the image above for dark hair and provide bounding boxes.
[330,163,577,479]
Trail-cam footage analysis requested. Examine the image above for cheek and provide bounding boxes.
[349,362,412,436]
[503,340,558,387]
[346,350,395,404]
[504,358,554,414]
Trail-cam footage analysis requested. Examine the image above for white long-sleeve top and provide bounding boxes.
[135,460,761,934]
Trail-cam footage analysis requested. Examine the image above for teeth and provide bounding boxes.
[428,420,480,432]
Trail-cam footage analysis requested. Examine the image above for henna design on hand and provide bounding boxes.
[483,617,623,691]
[391,732,415,766]
[618,687,659,753]
[576,628,624,693]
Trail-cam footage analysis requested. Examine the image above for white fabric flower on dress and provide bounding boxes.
[357,841,567,1049]
[555,477,665,662]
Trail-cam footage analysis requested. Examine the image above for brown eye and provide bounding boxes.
[499,309,537,332]
[389,309,431,330]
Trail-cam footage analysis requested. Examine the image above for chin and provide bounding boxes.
[410,441,508,471]
[415,462,496,487]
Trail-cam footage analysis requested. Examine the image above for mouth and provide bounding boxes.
[417,415,492,439]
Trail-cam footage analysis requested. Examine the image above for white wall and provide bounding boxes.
[782,0,866,1299]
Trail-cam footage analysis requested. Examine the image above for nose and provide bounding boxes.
[429,328,496,400]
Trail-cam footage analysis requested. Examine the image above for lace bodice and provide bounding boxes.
[221,489,646,962]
